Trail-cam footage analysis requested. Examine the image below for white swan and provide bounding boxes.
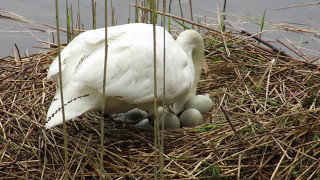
[179,108,202,127]
[45,23,205,129]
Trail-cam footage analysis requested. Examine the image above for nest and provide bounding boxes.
[1,28,320,179]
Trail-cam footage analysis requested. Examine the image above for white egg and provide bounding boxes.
[184,95,214,114]
[157,107,180,130]
[179,108,203,127]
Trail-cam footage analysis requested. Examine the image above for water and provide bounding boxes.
[1,0,319,58]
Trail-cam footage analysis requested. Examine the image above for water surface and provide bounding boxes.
[1,0,319,58]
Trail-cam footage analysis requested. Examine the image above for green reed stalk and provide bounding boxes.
[135,0,140,23]
[189,0,194,29]
[222,0,227,32]
[91,0,96,29]
[77,0,81,31]
[168,0,172,32]
[70,5,75,40]
[66,0,71,43]
[259,9,266,42]
[148,0,158,24]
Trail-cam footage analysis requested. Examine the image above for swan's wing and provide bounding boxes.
[72,25,194,104]
[47,26,129,84]
[45,82,101,129]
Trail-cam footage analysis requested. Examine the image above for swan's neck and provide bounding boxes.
[173,30,205,114]
[191,49,204,95]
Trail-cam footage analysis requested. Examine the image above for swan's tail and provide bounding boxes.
[45,84,101,129]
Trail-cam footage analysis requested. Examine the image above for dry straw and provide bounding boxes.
[1,16,320,180]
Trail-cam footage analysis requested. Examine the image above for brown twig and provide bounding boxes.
[240,30,290,57]
[221,106,266,180]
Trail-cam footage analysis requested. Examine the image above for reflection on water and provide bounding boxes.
[0,0,319,58]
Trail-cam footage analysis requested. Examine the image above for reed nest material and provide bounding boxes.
[1,30,320,179]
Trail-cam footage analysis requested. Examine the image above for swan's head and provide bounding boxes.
[176,30,205,70]
[176,30,205,77]
[179,108,202,127]
[176,30,204,57]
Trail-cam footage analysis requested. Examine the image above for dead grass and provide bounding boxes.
[1,25,320,179]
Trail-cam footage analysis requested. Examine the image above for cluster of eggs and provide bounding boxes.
[130,94,214,129]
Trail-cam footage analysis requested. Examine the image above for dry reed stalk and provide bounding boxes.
[274,2,320,10]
